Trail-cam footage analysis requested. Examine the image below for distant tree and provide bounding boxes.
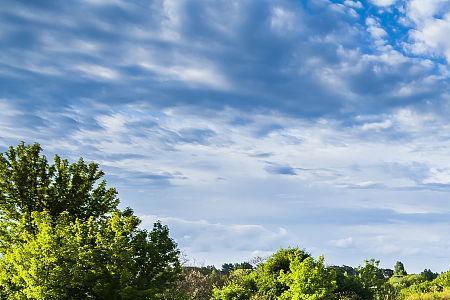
[185,265,220,276]
[0,143,181,299]
[394,261,407,277]
[220,262,253,275]
[331,265,358,277]
[421,269,438,281]
[221,263,235,275]
[234,262,254,271]
[382,269,394,279]
[213,248,313,300]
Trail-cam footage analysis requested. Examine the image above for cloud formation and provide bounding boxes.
[2,0,450,271]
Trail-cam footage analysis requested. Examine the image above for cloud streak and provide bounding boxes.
[2,0,450,271]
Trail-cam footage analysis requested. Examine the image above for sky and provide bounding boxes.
[2,0,450,272]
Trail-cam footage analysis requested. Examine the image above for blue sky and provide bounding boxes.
[2,0,450,272]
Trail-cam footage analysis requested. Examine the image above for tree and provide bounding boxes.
[0,143,119,227]
[0,143,181,299]
[421,269,438,281]
[212,248,313,300]
[221,262,254,275]
[212,269,257,300]
[357,260,397,300]
[279,256,337,300]
[221,263,235,275]
[170,267,225,300]
[382,269,394,279]
[394,261,407,277]
[332,266,368,300]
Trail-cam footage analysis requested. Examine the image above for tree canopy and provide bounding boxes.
[0,142,181,299]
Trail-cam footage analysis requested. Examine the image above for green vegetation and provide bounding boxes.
[210,253,450,300]
[0,142,449,299]
[0,143,180,299]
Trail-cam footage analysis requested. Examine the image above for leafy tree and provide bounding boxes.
[0,143,119,228]
[382,269,394,279]
[213,248,314,300]
[0,143,181,299]
[256,248,310,297]
[221,262,253,275]
[279,255,337,300]
[433,271,450,288]
[357,260,397,300]
[221,263,236,275]
[389,274,427,291]
[331,265,358,277]
[332,266,369,300]
[421,269,438,282]
[212,269,257,300]
[394,261,407,277]
[168,266,226,300]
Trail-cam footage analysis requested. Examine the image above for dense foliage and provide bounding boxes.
[0,143,181,299]
[210,249,398,300]
[206,252,450,300]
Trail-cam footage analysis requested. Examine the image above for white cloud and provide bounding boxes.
[75,64,120,80]
[361,119,392,130]
[330,237,354,248]
[5,101,450,271]
[271,6,297,32]
[370,0,396,7]
[3,0,450,271]
[405,0,450,61]
[366,17,389,48]
[344,0,363,9]
[139,214,292,265]
[130,47,231,90]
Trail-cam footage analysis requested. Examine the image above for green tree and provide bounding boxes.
[0,143,119,227]
[212,248,313,300]
[212,269,257,300]
[421,269,438,281]
[0,143,181,299]
[357,259,397,300]
[256,248,310,298]
[394,261,407,277]
[279,255,337,300]
[332,265,369,300]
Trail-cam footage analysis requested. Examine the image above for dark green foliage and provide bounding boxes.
[382,269,395,279]
[333,265,370,300]
[421,269,438,281]
[394,261,408,277]
[221,262,254,275]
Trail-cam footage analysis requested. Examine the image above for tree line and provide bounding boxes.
[0,143,448,299]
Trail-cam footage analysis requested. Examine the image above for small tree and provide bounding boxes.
[394,261,407,277]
